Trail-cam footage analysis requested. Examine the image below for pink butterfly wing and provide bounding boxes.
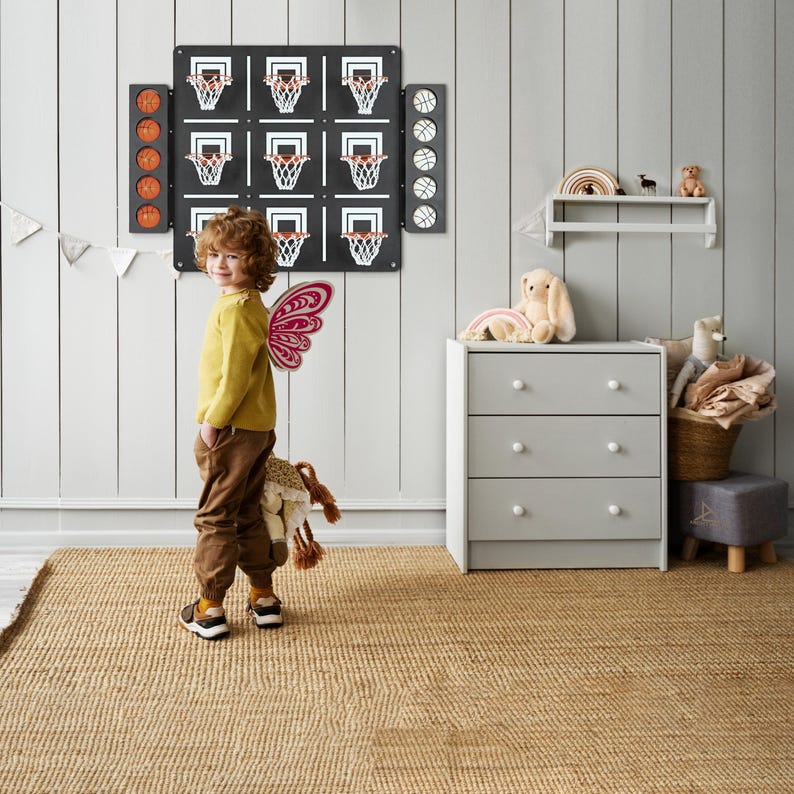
[267,281,334,371]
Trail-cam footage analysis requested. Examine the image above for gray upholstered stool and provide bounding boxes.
[670,471,788,573]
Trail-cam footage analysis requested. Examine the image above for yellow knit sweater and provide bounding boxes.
[196,289,276,431]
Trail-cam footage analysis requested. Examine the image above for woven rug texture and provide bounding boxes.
[1,546,792,793]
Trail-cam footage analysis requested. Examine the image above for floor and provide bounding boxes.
[0,549,52,633]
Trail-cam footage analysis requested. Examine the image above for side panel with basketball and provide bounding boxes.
[117,0,177,500]
[58,0,119,499]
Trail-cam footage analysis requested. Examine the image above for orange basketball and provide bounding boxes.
[136,117,161,142]
[136,175,161,200]
[136,146,161,171]
[136,204,161,229]
[136,88,161,114]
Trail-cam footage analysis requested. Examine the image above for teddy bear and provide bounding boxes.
[676,165,706,198]
[668,315,726,409]
[459,268,576,344]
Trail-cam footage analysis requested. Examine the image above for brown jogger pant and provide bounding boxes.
[193,426,277,601]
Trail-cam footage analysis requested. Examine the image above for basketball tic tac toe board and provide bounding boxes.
[172,46,401,273]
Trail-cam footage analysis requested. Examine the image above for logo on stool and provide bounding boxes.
[690,501,723,528]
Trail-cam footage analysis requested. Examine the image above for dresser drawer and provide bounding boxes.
[468,353,660,415]
[468,478,661,541]
[468,416,660,478]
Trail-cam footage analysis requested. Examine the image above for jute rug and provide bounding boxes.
[1,546,792,793]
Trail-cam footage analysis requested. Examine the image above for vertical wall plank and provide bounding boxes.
[117,0,177,499]
[284,0,347,495]
[563,0,619,341]
[342,3,401,500]
[0,2,60,499]
[671,0,724,338]
[456,0,511,326]
[511,0,564,292]
[617,0,672,342]
[59,0,119,498]
[175,0,233,500]
[399,0,456,500]
[776,0,794,499]
[724,0,776,475]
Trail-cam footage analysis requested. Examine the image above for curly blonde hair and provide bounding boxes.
[195,205,278,292]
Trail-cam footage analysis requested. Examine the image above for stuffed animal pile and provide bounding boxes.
[459,268,576,344]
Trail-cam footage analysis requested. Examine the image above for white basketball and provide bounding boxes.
[412,146,437,171]
[412,117,437,143]
[412,175,437,200]
[412,88,437,113]
[412,204,437,229]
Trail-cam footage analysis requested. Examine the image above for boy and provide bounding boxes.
[179,205,282,640]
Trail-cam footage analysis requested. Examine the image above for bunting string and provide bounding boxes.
[0,199,181,279]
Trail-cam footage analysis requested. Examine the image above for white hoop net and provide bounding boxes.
[340,154,388,190]
[342,75,388,115]
[186,153,233,186]
[342,232,387,267]
[274,232,310,268]
[186,74,233,111]
[265,154,310,190]
[264,74,310,114]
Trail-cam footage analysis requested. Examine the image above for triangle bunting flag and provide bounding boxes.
[10,210,43,245]
[58,233,90,265]
[109,247,137,277]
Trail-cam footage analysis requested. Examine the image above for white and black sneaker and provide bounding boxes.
[178,600,230,640]
[247,595,283,629]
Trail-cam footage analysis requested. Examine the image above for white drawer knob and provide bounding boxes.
[512,442,525,453]
[607,441,621,453]
[608,504,622,516]
[608,380,621,391]
[512,505,526,517]
[512,379,525,391]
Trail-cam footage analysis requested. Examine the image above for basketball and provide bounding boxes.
[412,204,437,229]
[412,117,437,143]
[412,146,437,171]
[136,204,161,229]
[136,88,161,114]
[136,117,161,143]
[136,175,161,200]
[412,175,437,200]
[412,88,437,113]
[136,146,161,171]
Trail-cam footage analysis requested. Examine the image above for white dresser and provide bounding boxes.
[446,340,667,572]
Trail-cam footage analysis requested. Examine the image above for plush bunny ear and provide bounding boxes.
[548,277,576,342]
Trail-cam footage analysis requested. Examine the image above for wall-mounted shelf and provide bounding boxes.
[545,194,716,248]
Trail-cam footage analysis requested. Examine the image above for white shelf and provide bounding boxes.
[545,193,716,248]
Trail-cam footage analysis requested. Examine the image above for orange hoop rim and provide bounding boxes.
[341,231,388,239]
[340,154,388,163]
[186,73,233,86]
[185,152,232,163]
[264,153,310,164]
[264,74,310,85]
[273,231,310,239]
[342,74,388,85]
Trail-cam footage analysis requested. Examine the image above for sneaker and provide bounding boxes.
[247,595,283,629]
[178,599,230,640]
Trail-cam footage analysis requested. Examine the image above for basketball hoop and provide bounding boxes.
[340,154,388,190]
[264,74,310,114]
[185,152,233,186]
[265,154,310,191]
[341,231,387,267]
[274,232,310,268]
[342,75,388,115]
[186,74,233,111]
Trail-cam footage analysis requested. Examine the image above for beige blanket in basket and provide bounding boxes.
[684,353,776,428]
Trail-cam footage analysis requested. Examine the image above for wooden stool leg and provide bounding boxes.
[759,541,778,565]
[681,536,700,562]
[728,545,746,573]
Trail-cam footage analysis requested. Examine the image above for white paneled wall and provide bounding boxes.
[0,0,791,548]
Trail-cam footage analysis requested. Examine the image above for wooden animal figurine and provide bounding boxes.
[638,174,657,196]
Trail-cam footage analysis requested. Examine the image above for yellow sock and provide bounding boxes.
[250,586,274,603]
[198,597,223,613]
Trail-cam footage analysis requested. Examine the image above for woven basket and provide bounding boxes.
[668,407,742,481]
